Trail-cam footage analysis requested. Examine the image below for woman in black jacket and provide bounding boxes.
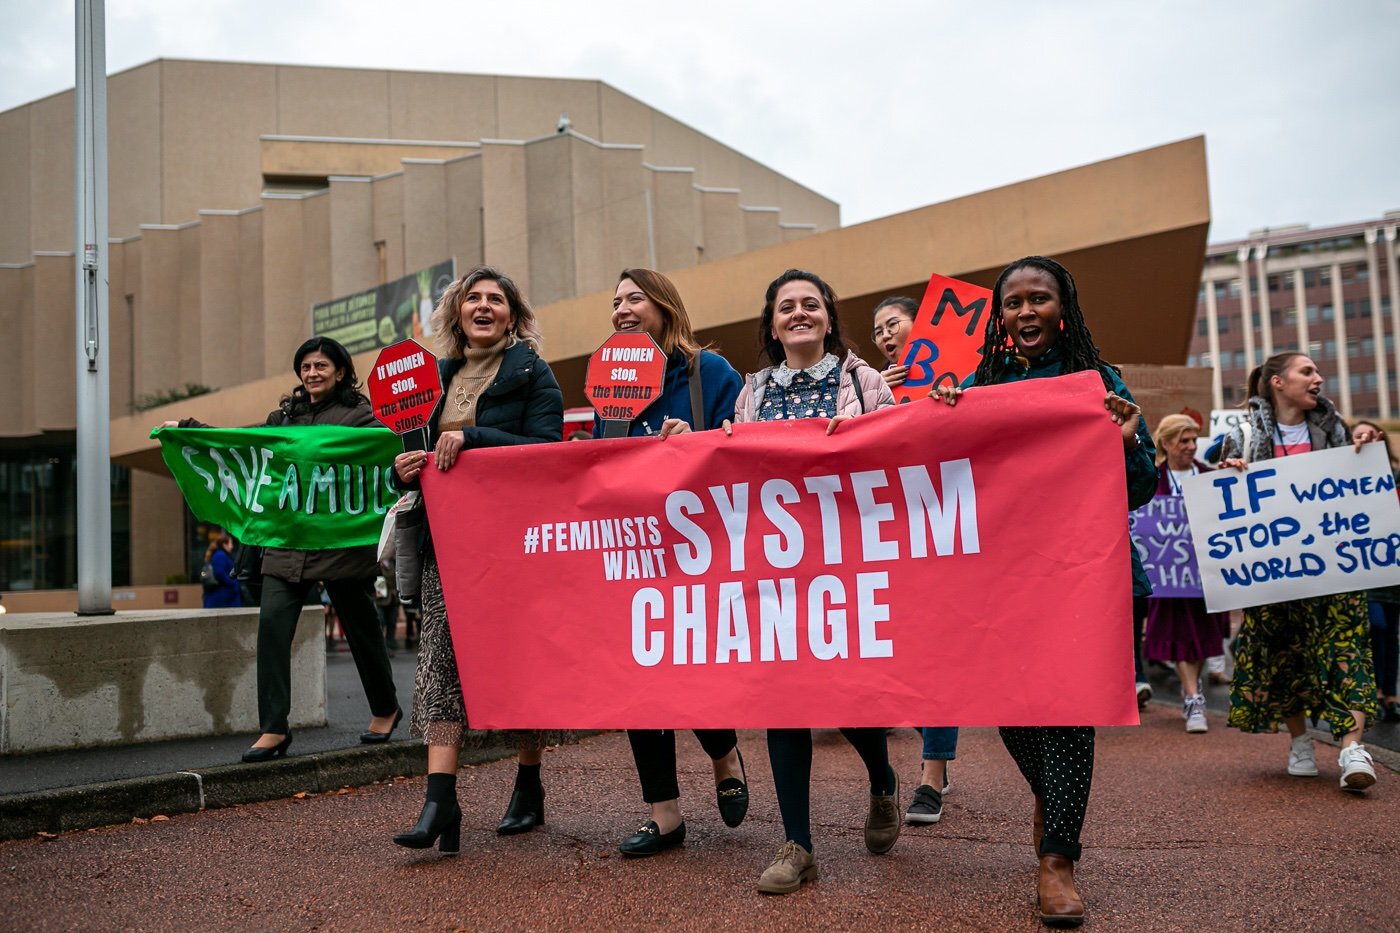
[390,266,565,855]
[164,336,402,763]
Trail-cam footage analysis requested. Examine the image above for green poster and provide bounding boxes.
[311,260,456,354]
[153,425,402,549]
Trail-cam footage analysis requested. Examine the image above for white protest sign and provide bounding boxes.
[1181,443,1400,612]
[1208,409,1246,446]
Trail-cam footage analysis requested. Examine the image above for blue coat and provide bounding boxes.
[985,345,1158,597]
[203,547,241,608]
[593,349,742,437]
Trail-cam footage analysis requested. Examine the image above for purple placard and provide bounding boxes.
[1130,493,1203,598]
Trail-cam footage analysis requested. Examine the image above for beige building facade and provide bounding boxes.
[0,59,1211,596]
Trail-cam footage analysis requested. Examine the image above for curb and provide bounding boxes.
[0,737,521,842]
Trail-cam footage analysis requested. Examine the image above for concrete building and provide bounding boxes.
[1186,215,1400,418]
[0,59,1212,603]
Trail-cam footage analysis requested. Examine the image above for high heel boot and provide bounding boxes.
[496,784,544,835]
[393,772,461,855]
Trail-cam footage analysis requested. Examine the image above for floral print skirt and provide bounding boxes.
[1227,592,1381,739]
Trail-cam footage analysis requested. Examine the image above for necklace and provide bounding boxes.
[454,384,476,414]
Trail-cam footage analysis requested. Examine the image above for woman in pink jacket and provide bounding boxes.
[727,268,897,895]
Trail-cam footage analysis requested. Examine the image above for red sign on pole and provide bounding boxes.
[585,332,667,433]
[367,339,441,434]
[891,273,994,403]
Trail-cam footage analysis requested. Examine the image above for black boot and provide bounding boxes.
[394,773,461,854]
[497,764,544,835]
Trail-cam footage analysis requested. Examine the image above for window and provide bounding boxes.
[1345,300,1357,320]
[1320,267,1333,286]
[1284,307,1297,325]
[1308,340,1323,358]
[1200,353,1213,368]
[1321,304,1335,321]
[1228,280,1241,298]
[1219,316,1230,334]
[1233,350,1247,369]
[1252,312,1261,328]
[1388,334,1396,355]
[1197,283,1206,301]
[1323,339,1337,358]
[1304,269,1320,288]
[1197,317,1208,336]
[1364,372,1379,390]
[1357,265,1370,283]
[1187,354,1197,367]
[1362,337,1375,356]
[1270,310,1281,328]
[1214,282,1229,300]
[1349,373,1362,394]
[1306,305,1319,323]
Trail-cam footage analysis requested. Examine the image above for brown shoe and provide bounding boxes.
[864,772,901,854]
[1036,853,1085,927]
[757,840,818,894]
[1033,796,1044,856]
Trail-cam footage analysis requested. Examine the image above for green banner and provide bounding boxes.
[153,425,402,549]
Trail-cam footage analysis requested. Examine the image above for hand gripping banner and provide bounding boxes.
[423,371,1137,729]
[154,425,401,548]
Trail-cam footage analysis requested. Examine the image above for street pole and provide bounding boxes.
[74,0,113,615]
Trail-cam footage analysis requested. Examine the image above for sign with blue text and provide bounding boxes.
[1181,444,1400,612]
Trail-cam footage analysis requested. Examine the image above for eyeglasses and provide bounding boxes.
[871,320,910,342]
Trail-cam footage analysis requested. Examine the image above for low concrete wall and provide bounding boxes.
[0,608,325,754]
[1,585,205,613]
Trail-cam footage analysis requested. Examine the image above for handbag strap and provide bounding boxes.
[688,354,705,431]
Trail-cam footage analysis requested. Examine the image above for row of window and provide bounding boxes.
[1195,297,1394,335]
[1197,260,1386,300]
[1190,333,1398,370]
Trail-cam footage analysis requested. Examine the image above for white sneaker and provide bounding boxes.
[1184,695,1208,733]
[1287,735,1318,777]
[1338,744,1377,792]
[1136,682,1153,707]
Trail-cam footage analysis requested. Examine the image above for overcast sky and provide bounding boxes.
[4,0,1397,241]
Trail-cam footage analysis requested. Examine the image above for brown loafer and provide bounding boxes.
[1036,853,1085,927]
[1033,796,1044,856]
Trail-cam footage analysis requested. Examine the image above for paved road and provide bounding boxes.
[2,709,1396,931]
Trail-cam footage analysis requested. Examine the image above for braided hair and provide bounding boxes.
[972,255,1120,391]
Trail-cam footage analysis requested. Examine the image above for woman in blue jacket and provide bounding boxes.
[390,266,565,855]
[597,268,750,857]
[202,534,241,608]
[940,256,1155,927]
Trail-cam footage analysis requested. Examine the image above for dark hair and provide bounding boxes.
[973,255,1119,391]
[872,295,918,320]
[758,269,855,366]
[1246,352,1308,406]
[282,336,367,414]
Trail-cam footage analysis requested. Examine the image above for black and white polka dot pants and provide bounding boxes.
[999,725,1094,862]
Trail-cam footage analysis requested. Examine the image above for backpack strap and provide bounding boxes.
[852,369,867,415]
[688,354,706,431]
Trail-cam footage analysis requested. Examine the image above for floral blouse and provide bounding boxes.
[757,354,841,422]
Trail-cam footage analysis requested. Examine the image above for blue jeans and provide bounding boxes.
[920,726,958,760]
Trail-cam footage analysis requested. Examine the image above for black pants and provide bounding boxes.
[767,727,892,853]
[627,729,737,803]
[257,576,398,734]
[1000,726,1094,862]
[1132,595,1148,683]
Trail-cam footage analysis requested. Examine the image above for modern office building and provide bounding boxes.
[0,59,1212,602]
[1186,215,1400,418]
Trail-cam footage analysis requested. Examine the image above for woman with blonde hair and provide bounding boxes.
[599,268,750,857]
[391,266,565,854]
[1142,413,1231,733]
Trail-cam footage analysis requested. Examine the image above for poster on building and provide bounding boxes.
[311,260,456,354]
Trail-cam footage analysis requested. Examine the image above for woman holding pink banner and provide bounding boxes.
[1142,414,1231,734]
[942,255,1158,926]
[389,266,565,855]
[871,294,961,824]
[1218,353,1381,793]
[600,268,751,859]
[728,268,900,895]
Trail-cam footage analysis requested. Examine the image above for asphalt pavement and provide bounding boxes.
[2,714,1396,931]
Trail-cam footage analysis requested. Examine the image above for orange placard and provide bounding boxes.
[891,274,993,403]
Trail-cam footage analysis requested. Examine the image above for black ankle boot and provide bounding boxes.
[496,784,544,835]
[393,800,462,854]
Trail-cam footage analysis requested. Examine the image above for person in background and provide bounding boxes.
[202,533,241,609]
[1352,419,1400,722]
[161,336,401,764]
[375,559,399,655]
[1142,414,1231,733]
[870,294,960,823]
[730,269,900,895]
[390,266,566,855]
[1219,353,1382,791]
[599,267,750,858]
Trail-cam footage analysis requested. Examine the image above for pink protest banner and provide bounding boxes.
[891,273,993,403]
[421,371,1137,729]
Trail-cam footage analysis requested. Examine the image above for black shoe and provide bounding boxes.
[240,732,292,763]
[393,800,462,854]
[1384,701,1400,724]
[905,783,944,824]
[360,707,404,744]
[619,820,685,857]
[716,748,749,828]
[496,786,545,835]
